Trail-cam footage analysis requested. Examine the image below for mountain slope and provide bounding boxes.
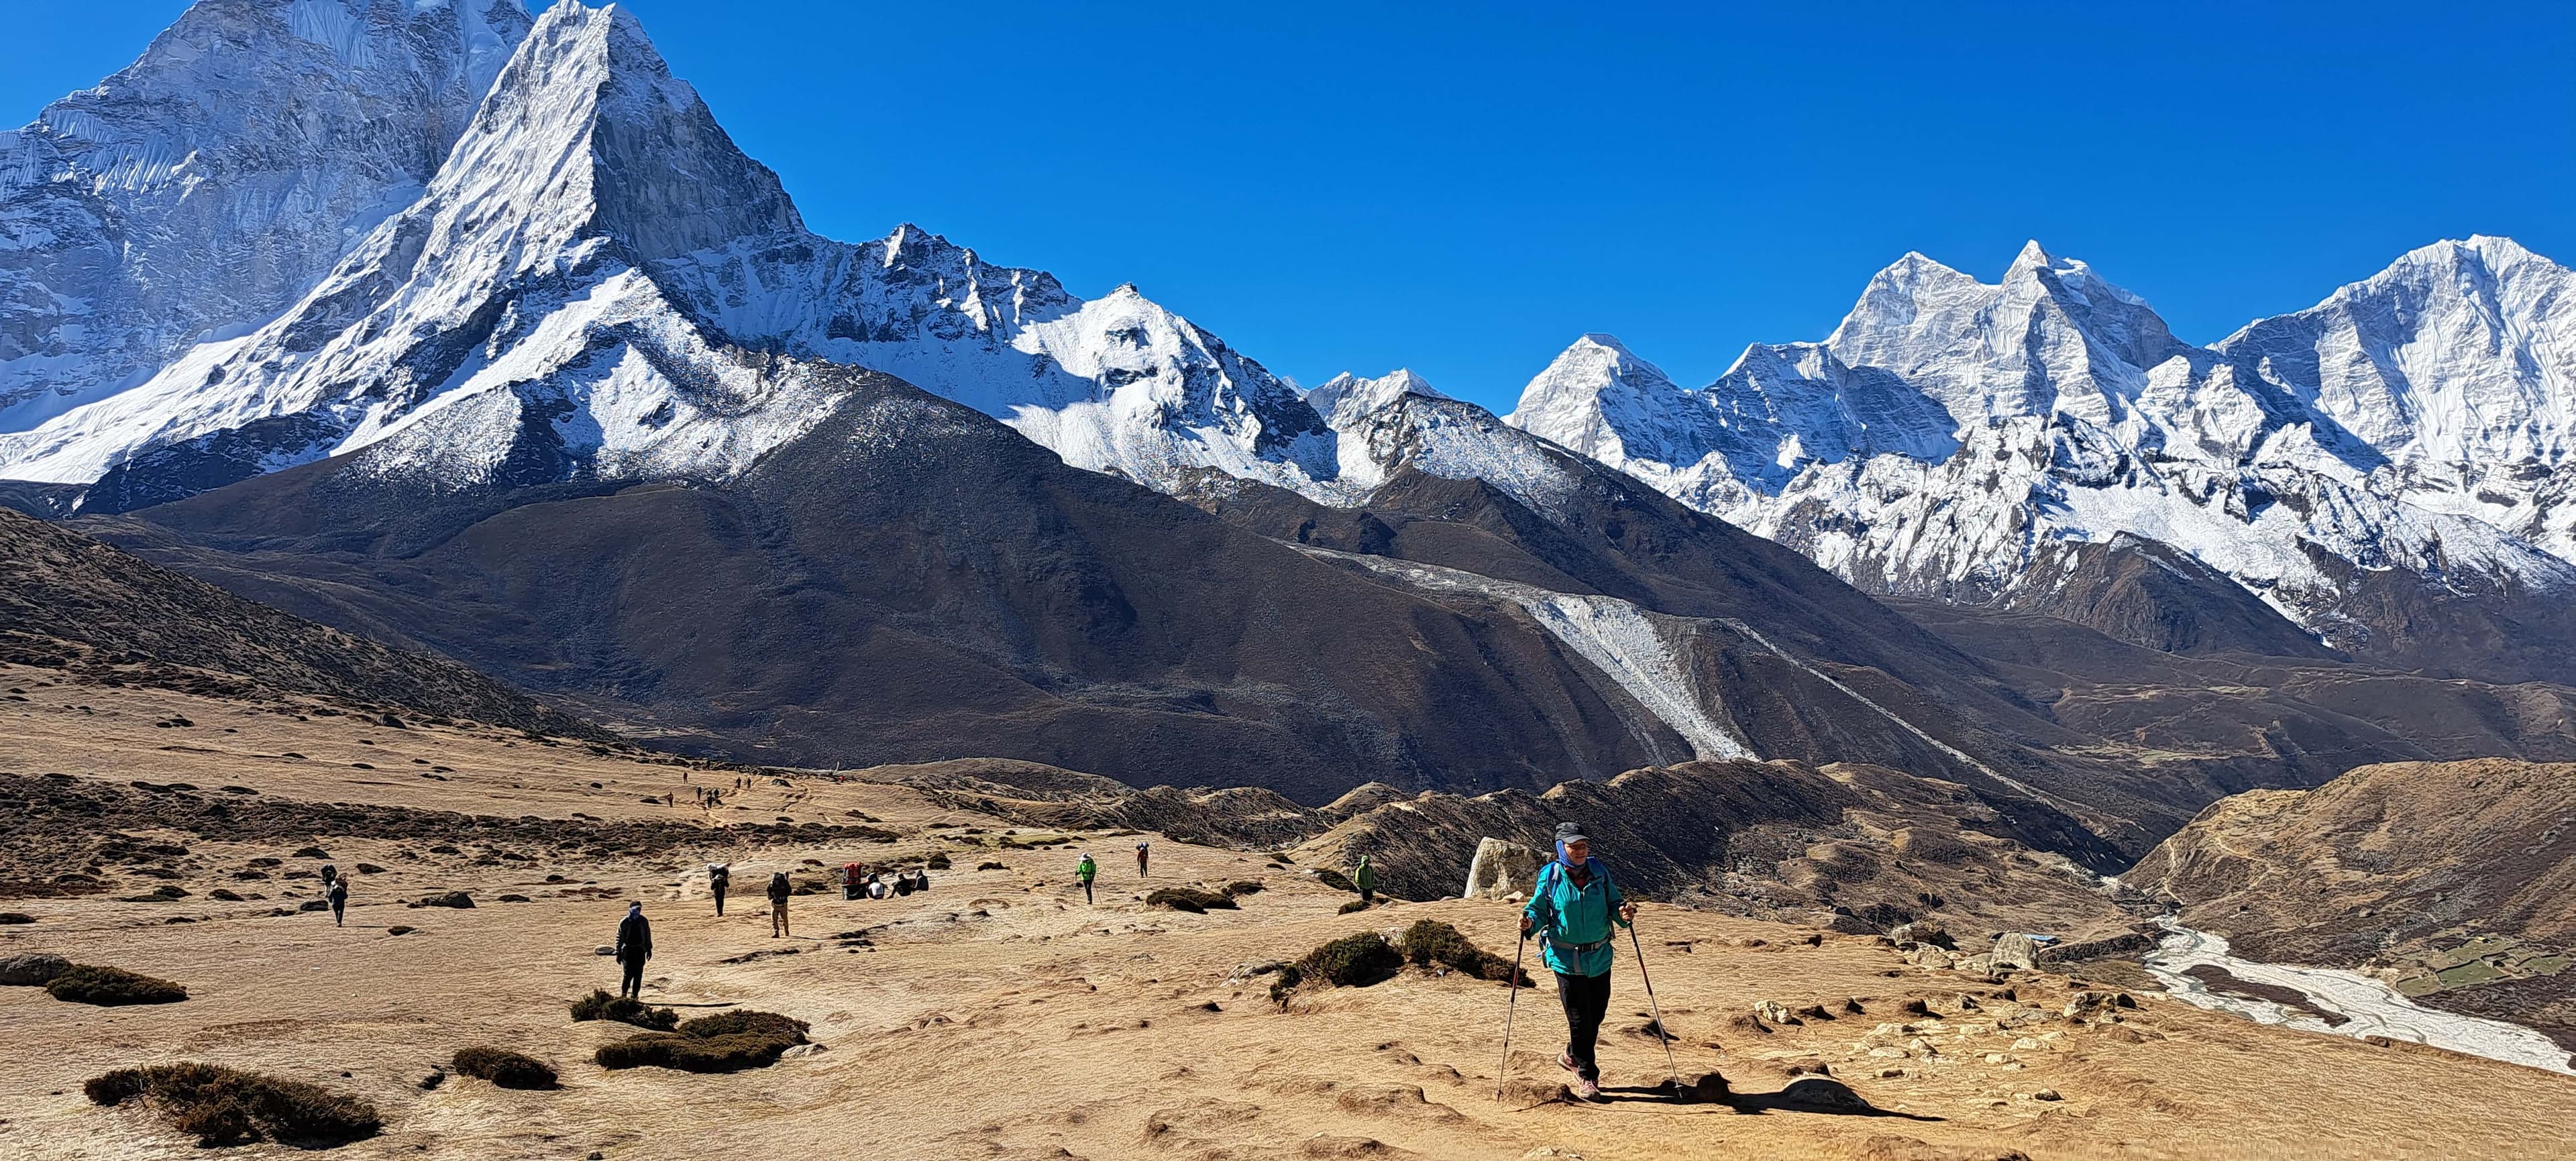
[1507,241,2576,680]
[0,506,588,734]
[87,369,1707,806]
[2127,758,2576,1054]
[0,0,531,436]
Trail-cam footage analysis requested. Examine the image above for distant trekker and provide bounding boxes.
[1354,854,1377,906]
[767,871,792,938]
[319,864,339,889]
[615,902,653,1000]
[326,876,349,927]
[1521,822,1635,1101]
[1076,853,1098,904]
[707,863,731,916]
[1136,842,1150,877]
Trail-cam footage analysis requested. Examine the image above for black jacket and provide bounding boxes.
[766,875,791,903]
[616,911,652,963]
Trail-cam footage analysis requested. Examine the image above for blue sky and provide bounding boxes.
[11,2,2573,410]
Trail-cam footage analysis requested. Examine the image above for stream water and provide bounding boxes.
[2143,920,2575,1076]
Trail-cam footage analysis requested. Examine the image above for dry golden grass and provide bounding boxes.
[3,667,2572,1160]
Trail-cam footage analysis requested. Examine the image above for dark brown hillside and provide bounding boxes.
[84,373,1695,806]
[2127,758,2576,1051]
[0,508,594,736]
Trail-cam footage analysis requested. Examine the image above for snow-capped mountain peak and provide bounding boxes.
[1309,368,1448,427]
[0,0,534,435]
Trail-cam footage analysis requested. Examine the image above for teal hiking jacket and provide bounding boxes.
[1522,858,1628,977]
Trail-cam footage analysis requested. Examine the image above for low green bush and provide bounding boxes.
[1397,920,1527,983]
[1144,887,1237,914]
[48,964,187,1005]
[450,1046,556,1090]
[569,989,676,1030]
[85,1062,378,1147]
[1337,898,1370,915]
[594,1009,809,1073]
[1269,932,1405,1006]
[1313,868,1356,892]
[1221,880,1263,897]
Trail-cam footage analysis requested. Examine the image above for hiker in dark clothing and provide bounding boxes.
[327,877,348,926]
[1136,842,1150,877]
[708,864,731,916]
[1520,822,1634,1101]
[615,902,652,999]
[767,871,792,938]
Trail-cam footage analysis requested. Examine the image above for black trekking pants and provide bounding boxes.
[330,900,345,926]
[621,958,645,999]
[1082,879,1094,904]
[1554,969,1612,1081]
[712,886,725,916]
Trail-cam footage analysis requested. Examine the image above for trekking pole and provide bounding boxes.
[1495,928,1529,1101]
[1628,925,1682,1098]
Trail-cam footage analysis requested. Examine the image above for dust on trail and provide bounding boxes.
[5,669,2575,1160]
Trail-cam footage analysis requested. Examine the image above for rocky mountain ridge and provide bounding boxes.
[1507,239,2576,679]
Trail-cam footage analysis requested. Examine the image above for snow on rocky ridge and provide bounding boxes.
[1507,237,2576,643]
[0,0,533,433]
[5,1,2573,660]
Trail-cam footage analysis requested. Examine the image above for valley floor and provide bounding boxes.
[3,669,2572,1160]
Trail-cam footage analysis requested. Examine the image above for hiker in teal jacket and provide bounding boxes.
[1520,822,1635,1100]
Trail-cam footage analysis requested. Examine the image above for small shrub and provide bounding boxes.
[1145,887,1237,914]
[85,1062,378,1147]
[1301,932,1402,988]
[1222,881,1264,897]
[924,852,952,870]
[570,989,677,1030]
[677,1010,809,1040]
[1397,920,1527,983]
[1313,868,1356,892]
[411,891,474,909]
[595,1009,808,1073]
[48,964,188,1005]
[451,1046,557,1089]
[0,912,34,925]
[1337,898,1370,915]
[976,861,1006,871]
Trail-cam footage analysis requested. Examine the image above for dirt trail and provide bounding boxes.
[5,669,2573,1160]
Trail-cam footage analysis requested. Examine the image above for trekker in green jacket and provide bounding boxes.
[1354,855,1377,905]
[1075,853,1098,904]
[1519,822,1635,1101]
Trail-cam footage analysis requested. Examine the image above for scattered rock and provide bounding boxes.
[1888,920,1954,950]
[1753,1000,1803,1026]
[1991,933,2043,972]
[411,891,474,909]
[2031,1088,2062,1101]
[2062,991,2136,1019]
[0,913,34,925]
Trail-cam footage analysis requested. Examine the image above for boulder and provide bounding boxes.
[1991,933,2043,971]
[1888,920,1954,950]
[2062,991,2137,1019]
[1908,946,1955,970]
[1752,1000,1803,1026]
[1462,838,1544,901]
[0,952,70,986]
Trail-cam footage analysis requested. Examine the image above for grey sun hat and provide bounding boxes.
[1555,822,1589,845]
